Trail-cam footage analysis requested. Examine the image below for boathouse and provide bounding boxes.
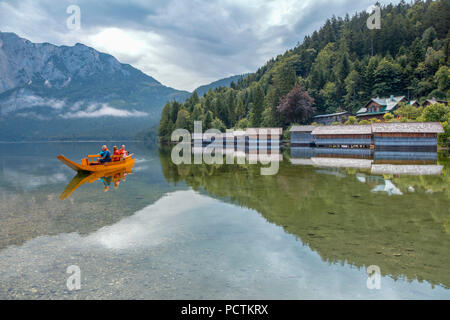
[371,122,444,151]
[199,128,282,151]
[312,125,372,148]
[289,125,316,147]
[246,128,282,153]
[312,111,352,125]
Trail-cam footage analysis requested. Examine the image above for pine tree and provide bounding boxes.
[175,109,191,130]
[250,84,264,127]
[235,96,246,121]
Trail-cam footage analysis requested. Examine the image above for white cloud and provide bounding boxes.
[0,0,402,91]
[0,91,66,115]
[26,95,65,110]
[60,103,148,119]
[87,190,216,249]
[4,170,68,190]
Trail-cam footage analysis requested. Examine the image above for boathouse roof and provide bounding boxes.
[311,157,373,169]
[371,122,444,133]
[371,164,443,176]
[246,128,283,135]
[312,125,372,135]
[289,125,316,132]
[313,111,351,118]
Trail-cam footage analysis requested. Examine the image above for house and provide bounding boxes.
[408,100,420,107]
[356,96,407,120]
[289,125,316,147]
[371,122,444,151]
[422,97,448,107]
[312,111,352,125]
[311,125,372,148]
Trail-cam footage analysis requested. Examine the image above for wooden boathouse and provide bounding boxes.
[290,122,443,151]
[289,125,316,147]
[245,128,282,150]
[198,128,282,151]
[371,122,444,151]
[311,125,372,148]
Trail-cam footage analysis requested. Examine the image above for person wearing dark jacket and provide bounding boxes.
[99,145,111,164]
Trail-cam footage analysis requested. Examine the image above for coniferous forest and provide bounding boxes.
[158,0,449,141]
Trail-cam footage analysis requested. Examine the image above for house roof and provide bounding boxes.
[356,111,386,117]
[385,96,406,111]
[356,107,367,114]
[313,111,351,118]
[312,124,372,135]
[371,122,444,133]
[289,125,316,132]
[359,96,406,114]
[424,98,448,105]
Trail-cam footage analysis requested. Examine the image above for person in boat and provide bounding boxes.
[99,145,112,164]
[112,146,121,162]
[119,145,128,157]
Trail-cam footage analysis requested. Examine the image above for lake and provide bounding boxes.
[0,142,449,299]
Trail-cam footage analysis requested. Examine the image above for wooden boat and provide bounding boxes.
[57,153,135,173]
[59,167,132,200]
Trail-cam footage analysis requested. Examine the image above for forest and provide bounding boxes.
[158,0,450,142]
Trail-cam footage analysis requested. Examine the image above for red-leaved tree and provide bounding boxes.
[277,84,315,124]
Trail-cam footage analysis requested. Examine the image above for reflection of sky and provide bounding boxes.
[2,169,68,191]
[0,190,448,299]
[371,180,403,196]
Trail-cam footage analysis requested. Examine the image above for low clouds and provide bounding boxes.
[0,90,66,115]
[4,169,68,191]
[0,90,148,119]
[0,0,399,91]
[61,103,148,119]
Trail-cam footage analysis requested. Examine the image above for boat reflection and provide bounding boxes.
[59,166,133,200]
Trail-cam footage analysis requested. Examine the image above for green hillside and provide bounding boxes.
[158,0,450,141]
[194,74,249,97]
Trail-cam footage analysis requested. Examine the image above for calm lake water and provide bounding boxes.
[0,142,449,299]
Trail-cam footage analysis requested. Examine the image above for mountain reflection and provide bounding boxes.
[159,146,450,288]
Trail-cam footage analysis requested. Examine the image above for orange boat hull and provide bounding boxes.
[57,154,135,172]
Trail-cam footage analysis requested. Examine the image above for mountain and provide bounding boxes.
[158,0,450,141]
[0,32,190,141]
[194,74,248,97]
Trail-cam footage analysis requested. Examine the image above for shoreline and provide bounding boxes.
[0,140,146,144]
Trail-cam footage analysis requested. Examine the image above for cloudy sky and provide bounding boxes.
[0,0,398,91]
